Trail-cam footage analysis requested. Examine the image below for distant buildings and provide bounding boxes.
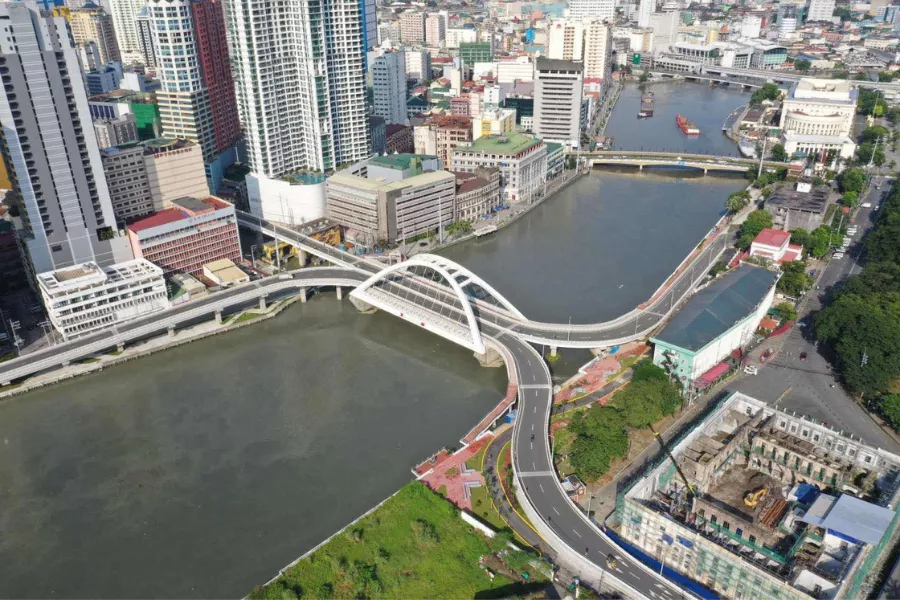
[94,114,140,149]
[415,116,473,165]
[69,3,121,65]
[534,58,584,150]
[425,14,445,48]
[400,10,425,43]
[452,132,547,204]
[108,0,146,60]
[0,1,131,273]
[405,48,431,83]
[808,0,836,21]
[38,259,169,341]
[326,154,455,245]
[386,124,415,154]
[548,20,584,62]
[583,21,613,81]
[127,196,241,276]
[568,0,614,21]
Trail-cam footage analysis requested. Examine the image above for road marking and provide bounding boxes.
[520,384,551,390]
[552,506,560,515]
[539,483,545,492]
[572,529,582,538]
[531,423,534,431]
[527,359,532,367]
[530,442,533,450]
[629,572,639,579]
[533,405,537,414]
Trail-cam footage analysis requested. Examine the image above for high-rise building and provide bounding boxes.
[225,0,370,177]
[108,0,145,58]
[148,0,240,181]
[0,1,131,273]
[741,14,762,38]
[778,4,798,36]
[649,10,680,54]
[69,2,121,65]
[584,20,613,81]
[405,47,431,82]
[373,50,408,125]
[637,0,654,27]
[378,21,401,46]
[534,58,584,150]
[547,20,585,61]
[425,14,445,47]
[134,6,156,68]
[400,10,425,43]
[568,0,615,21]
[807,0,836,22]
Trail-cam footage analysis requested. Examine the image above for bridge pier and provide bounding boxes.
[116,342,124,353]
[335,286,343,301]
[549,345,558,358]
[259,296,267,310]
[215,310,223,325]
[475,347,504,368]
[638,164,643,171]
[298,248,308,267]
[299,288,307,303]
[168,325,176,337]
[349,295,378,313]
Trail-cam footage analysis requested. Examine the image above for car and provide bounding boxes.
[833,252,845,259]
[418,241,428,247]
[744,365,759,375]
[862,202,873,208]
[800,352,808,361]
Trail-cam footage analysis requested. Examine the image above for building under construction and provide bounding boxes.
[614,392,900,600]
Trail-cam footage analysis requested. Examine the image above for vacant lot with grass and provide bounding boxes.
[249,482,536,599]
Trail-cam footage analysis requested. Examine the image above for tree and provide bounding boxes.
[861,125,889,145]
[880,395,900,430]
[737,209,774,250]
[777,261,813,297]
[858,90,887,116]
[568,406,629,481]
[837,168,866,194]
[725,190,751,214]
[833,5,852,20]
[808,226,834,258]
[750,83,781,105]
[639,70,650,83]
[770,144,787,162]
[841,191,859,207]
[856,142,885,166]
[879,71,896,83]
[790,228,811,248]
[794,59,812,73]
[773,302,797,322]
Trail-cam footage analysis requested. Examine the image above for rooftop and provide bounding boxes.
[754,228,791,248]
[369,153,437,171]
[536,57,583,72]
[454,132,543,156]
[767,183,828,213]
[652,265,779,352]
[128,197,232,232]
[385,124,410,137]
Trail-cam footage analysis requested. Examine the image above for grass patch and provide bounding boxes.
[104,348,123,356]
[465,444,489,472]
[605,355,641,383]
[231,312,264,325]
[0,352,15,364]
[0,382,22,393]
[249,482,527,599]
[468,485,506,530]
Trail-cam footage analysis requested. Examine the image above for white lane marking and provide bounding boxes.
[533,405,536,413]
[532,461,536,470]
[527,359,532,367]
[552,506,560,515]
[628,572,639,579]
[539,483,545,493]
[572,529,582,538]
[530,442,533,450]
[531,423,534,431]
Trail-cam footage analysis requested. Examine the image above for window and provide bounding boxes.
[749,535,756,544]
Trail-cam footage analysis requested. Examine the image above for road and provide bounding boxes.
[729,184,900,451]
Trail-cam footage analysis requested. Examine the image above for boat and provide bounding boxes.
[638,94,654,118]
[676,113,700,136]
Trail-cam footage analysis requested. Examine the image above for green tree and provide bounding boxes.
[880,395,900,429]
[879,71,896,83]
[794,59,812,73]
[808,226,834,258]
[858,90,887,116]
[837,168,866,194]
[750,83,781,105]
[841,191,859,207]
[725,190,751,214]
[833,6,852,20]
[632,360,668,383]
[777,261,813,297]
[639,70,650,83]
[857,142,886,166]
[770,144,788,162]
[861,125,889,145]
[773,302,797,322]
[737,209,774,249]
[568,406,629,481]
[790,228,811,248]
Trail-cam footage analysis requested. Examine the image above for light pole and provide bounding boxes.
[757,134,767,179]
[587,494,595,521]
[9,319,21,356]
[567,316,572,343]
[250,244,257,270]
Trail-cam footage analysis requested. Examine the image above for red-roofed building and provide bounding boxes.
[127,196,241,277]
[750,228,803,264]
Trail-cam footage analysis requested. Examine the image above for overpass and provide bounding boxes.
[1,211,731,599]
[574,150,781,173]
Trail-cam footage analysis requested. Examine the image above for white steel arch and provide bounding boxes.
[350,255,488,354]
[411,254,526,319]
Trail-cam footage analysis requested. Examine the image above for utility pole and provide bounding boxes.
[861,347,868,367]
[757,134,767,180]
[867,135,881,170]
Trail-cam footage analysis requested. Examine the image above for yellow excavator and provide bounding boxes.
[744,487,767,507]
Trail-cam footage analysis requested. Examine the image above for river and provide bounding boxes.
[0,82,746,598]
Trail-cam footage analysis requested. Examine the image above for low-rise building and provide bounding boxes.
[126,196,241,277]
[38,259,170,341]
[454,168,501,222]
[765,180,829,232]
[473,108,516,140]
[749,228,803,264]
[618,390,900,600]
[451,132,548,204]
[203,258,249,287]
[326,154,455,245]
[414,116,473,166]
[247,171,327,227]
[651,265,778,396]
[94,114,139,149]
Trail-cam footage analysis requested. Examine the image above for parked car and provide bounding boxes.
[862,202,873,208]
[744,365,759,375]
[833,252,845,259]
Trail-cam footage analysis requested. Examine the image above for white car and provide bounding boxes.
[744,365,759,376]
[833,252,845,259]
[862,202,873,208]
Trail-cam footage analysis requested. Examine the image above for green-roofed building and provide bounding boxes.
[451,133,547,204]
[651,265,779,396]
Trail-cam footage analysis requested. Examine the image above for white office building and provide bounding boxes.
[807,0,836,22]
[584,20,613,80]
[373,50,408,125]
[548,19,585,61]
[637,0,654,27]
[534,58,584,150]
[38,259,169,341]
[568,0,615,21]
[405,48,431,82]
[649,10,680,54]
[497,55,534,83]
[224,0,370,177]
[452,133,548,205]
[780,78,858,160]
[108,0,145,58]
[741,14,762,38]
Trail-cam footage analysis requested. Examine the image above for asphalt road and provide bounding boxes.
[728,184,900,452]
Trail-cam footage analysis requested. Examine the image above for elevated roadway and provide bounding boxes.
[574,150,781,174]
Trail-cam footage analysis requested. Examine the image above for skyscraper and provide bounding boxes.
[0,1,131,272]
[583,20,613,81]
[134,6,157,68]
[534,58,584,151]
[148,0,240,187]
[225,0,370,177]
[69,2,121,65]
[373,50,407,125]
[108,0,145,58]
[547,20,585,61]
[637,0,654,27]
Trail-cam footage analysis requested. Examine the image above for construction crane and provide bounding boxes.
[649,424,696,500]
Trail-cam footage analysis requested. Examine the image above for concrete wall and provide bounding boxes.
[247,173,327,226]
